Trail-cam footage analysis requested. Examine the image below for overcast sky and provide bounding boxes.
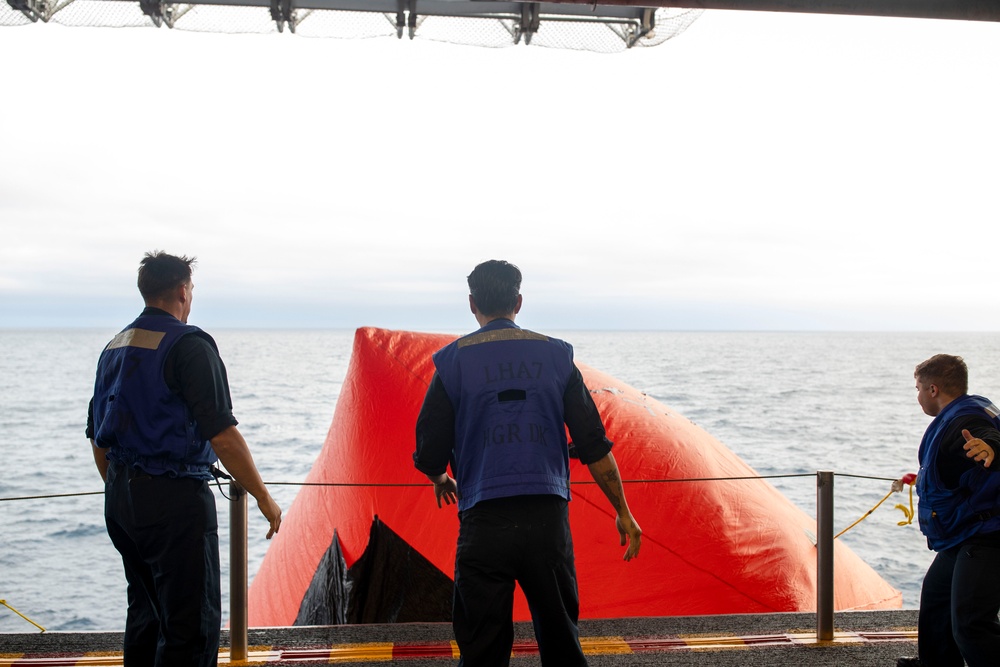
[2,8,998,332]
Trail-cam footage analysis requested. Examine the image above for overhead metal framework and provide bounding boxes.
[2,0,705,51]
[3,0,997,53]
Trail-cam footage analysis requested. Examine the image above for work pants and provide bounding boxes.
[104,461,221,667]
[453,495,586,667]
[918,540,1000,667]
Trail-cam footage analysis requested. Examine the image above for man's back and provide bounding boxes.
[432,318,575,510]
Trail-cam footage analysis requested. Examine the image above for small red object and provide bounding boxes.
[902,473,917,485]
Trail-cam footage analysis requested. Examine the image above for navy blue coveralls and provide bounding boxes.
[89,308,236,667]
[414,319,612,667]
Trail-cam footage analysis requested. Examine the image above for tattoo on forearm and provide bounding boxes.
[598,469,623,510]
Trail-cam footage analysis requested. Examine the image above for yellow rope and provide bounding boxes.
[835,481,915,539]
[895,484,916,526]
[0,598,46,632]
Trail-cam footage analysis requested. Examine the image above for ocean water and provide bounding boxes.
[2,328,999,633]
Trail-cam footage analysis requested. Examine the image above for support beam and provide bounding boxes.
[577,0,1000,22]
[230,481,249,663]
[816,470,835,642]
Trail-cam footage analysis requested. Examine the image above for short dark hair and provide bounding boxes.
[468,260,521,317]
[137,251,196,302]
[915,354,969,396]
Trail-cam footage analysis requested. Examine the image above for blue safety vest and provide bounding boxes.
[92,314,218,479]
[433,319,575,511]
[916,394,1000,550]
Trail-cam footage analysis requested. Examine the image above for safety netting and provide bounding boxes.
[0,0,702,53]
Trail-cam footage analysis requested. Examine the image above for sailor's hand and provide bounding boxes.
[963,429,995,468]
[892,472,918,493]
[433,475,458,508]
[616,514,642,562]
[257,495,282,539]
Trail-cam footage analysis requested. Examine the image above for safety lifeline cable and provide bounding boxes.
[0,598,46,632]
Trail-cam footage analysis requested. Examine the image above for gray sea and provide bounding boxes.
[2,329,998,633]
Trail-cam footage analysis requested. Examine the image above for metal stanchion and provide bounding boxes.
[229,481,249,662]
[816,470,834,641]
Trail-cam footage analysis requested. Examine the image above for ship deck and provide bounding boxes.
[1,609,918,666]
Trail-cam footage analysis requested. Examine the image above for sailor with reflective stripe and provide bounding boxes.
[414,259,641,667]
[89,252,282,667]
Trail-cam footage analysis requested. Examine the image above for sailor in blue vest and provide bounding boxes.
[895,354,1000,667]
[87,251,282,667]
[413,260,642,667]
